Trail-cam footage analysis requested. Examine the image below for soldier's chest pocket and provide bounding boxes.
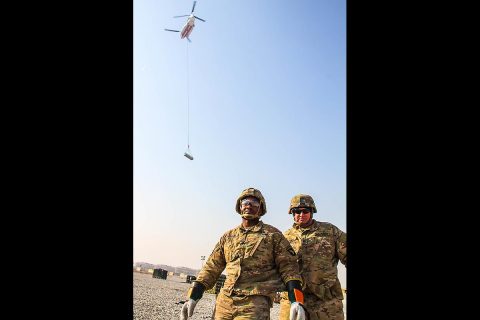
[224,238,242,262]
[312,237,335,257]
[223,237,265,262]
[244,235,269,259]
[288,239,301,253]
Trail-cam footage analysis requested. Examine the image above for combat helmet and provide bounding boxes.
[288,194,317,214]
[235,187,267,216]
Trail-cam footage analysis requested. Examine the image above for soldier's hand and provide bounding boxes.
[289,302,306,320]
[286,280,306,320]
[179,281,205,319]
[180,298,198,319]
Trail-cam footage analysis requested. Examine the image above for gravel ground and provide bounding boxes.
[134,272,346,319]
[134,272,280,320]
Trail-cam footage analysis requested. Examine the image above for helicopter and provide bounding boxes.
[165,1,206,43]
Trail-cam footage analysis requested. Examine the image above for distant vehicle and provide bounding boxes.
[165,1,206,42]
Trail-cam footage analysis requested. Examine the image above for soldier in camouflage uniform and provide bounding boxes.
[279,194,347,320]
[180,188,307,320]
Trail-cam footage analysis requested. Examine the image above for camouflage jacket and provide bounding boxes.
[283,220,346,301]
[195,221,302,299]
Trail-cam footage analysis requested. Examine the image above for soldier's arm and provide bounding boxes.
[275,232,306,318]
[195,236,227,289]
[335,227,347,266]
[273,232,303,284]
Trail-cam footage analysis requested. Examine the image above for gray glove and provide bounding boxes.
[179,281,205,320]
[290,302,306,320]
[180,298,198,320]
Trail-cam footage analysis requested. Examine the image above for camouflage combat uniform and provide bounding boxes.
[195,221,302,320]
[279,220,347,320]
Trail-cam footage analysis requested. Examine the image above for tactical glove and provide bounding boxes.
[180,299,198,320]
[286,280,306,320]
[290,302,306,320]
[180,281,205,320]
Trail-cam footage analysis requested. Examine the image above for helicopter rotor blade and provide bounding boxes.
[194,16,205,22]
[173,15,190,18]
[191,1,196,13]
[187,37,192,43]
[165,29,180,32]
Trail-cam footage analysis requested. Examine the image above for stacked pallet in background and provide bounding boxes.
[152,268,168,280]
[205,274,226,294]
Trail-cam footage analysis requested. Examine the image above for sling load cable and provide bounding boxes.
[184,40,194,160]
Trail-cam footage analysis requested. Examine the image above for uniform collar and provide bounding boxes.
[239,220,264,233]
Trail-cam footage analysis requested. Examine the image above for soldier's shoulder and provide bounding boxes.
[316,220,335,229]
[261,223,283,235]
[315,221,344,233]
[221,226,241,238]
[283,227,296,236]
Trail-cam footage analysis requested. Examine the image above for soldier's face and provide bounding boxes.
[240,196,261,219]
[292,207,312,226]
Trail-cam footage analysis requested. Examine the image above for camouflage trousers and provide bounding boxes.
[279,293,344,320]
[213,292,272,320]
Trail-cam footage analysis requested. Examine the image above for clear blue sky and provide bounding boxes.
[134,0,346,282]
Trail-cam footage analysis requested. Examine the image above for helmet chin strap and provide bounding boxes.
[241,207,262,220]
